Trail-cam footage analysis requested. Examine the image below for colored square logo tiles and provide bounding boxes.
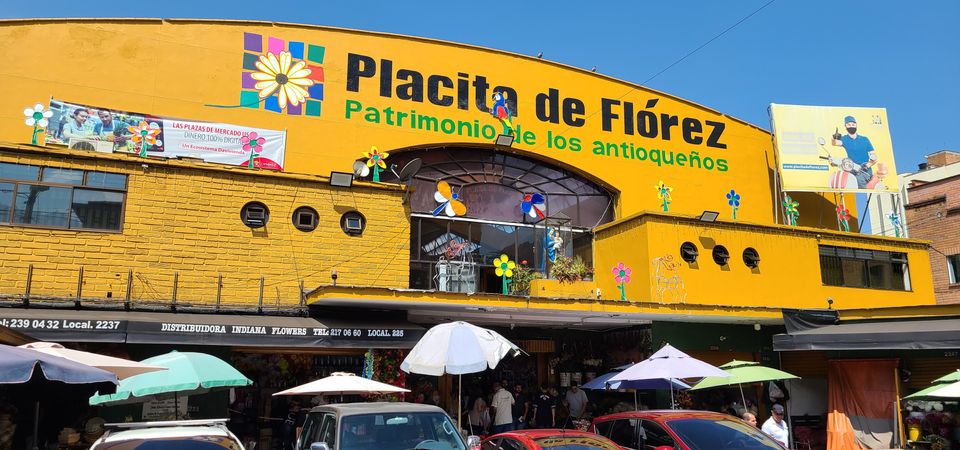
[305,100,322,117]
[240,32,325,118]
[307,45,325,64]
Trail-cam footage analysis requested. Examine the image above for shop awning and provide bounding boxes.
[773,317,960,351]
[0,309,424,348]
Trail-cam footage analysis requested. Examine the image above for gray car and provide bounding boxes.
[297,402,479,450]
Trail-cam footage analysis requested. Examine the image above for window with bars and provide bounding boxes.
[818,245,910,291]
[0,162,127,232]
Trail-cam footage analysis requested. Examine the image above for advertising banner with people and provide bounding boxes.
[770,104,898,193]
[44,99,287,170]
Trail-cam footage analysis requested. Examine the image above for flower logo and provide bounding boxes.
[493,254,516,294]
[362,146,389,181]
[612,262,632,301]
[251,50,314,109]
[655,181,673,212]
[127,121,161,157]
[23,104,53,145]
[241,132,266,168]
[726,189,741,219]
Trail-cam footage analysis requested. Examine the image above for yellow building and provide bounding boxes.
[0,19,947,425]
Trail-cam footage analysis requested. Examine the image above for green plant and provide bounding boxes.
[509,260,541,295]
[550,255,594,284]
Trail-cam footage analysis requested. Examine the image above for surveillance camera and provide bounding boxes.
[331,270,338,286]
[754,323,761,331]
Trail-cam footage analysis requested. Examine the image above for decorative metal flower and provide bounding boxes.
[836,204,851,232]
[726,189,741,219]
[782,195,800,226]
[251,50,314,109]
[612,262,631,301]
[888,213,903,237]
[493,254,516,295]
[655,180,673,212]
[127,121,161,157]
[241,132,266,168]
[362,146,389,182]
[23,104,53,145]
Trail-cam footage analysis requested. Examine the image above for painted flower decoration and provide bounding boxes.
[23,104,53,128]
[363,146,389,169]
[726,189,741,207]
[612,263,632,284]
[655,181,672,200]
[493,254,516,278]
[241,132,266,153]
[251,50,314,109]
[836,206,850,221]
[127,121,161,145]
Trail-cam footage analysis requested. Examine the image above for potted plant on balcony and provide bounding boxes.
[551,255,594,283]
[509,260,541,296]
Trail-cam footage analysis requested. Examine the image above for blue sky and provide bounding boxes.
[4,0,958,172]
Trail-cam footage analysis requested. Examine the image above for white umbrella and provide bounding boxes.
[19,342,166,380]
[610,344,729,408]
[273,372,410,396]
[925,380,960,398]
[401,321,524,430]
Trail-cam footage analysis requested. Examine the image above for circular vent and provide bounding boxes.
[712,245,730,266]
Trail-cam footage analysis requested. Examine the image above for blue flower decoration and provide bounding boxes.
[726,189,741,207]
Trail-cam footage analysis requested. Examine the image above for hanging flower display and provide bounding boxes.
[493,254,516,295]
[612,262,632,301]
[251,50,314,109]
[782,194,799,226]
[362,146,389,182]
[888,213,903,238]
[372,349,407,401]
[433,180,466,217]
[655,181,672,212]
[127,120,161,157]
[240,132,266,168]
[23,104,53,145]
[362,349,375,379]
[521,193,546,220]
[726,189,741,220]
[836,203,851,232]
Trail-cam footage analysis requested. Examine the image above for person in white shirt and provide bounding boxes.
[490,382,515,434]
[761,404,789,448]
[564,382,589,420]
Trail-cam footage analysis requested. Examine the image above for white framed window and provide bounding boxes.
[948,254,960,285]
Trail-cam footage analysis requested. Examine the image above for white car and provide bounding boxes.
[90,419,244,450]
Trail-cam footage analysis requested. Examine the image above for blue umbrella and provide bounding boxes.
[0,343,118,450]
[583,371,690,391]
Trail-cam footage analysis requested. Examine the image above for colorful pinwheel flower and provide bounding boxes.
[612,262,632,301]
[655,180,673,212]
[493,254,516,294]
[782,194,800,226]
[836,204,851,232]
[127,120,161,157]
[251,50,314,109]
[23,104,53,145]
[241,132,266,168]
[726,189,741,219]
[362,146,389,182]
[888,213,903,238]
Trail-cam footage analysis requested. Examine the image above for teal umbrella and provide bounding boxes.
[904,370,960,399]
[691,360,799,409]
[89,351,251,407]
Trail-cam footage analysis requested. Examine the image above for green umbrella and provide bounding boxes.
[904,370,960,399]
[691,360,800,409]
[89,351,251,408]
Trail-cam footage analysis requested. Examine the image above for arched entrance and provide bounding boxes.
[380,147,615,294]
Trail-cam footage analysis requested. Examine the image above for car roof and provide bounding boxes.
[97,424,235,443]
[491,429,605,440]
[595,410,739,422]
[308,402,447,416]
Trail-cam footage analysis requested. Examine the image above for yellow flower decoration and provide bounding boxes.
[251,51,314,109]
[493,254,516,278]
[655,180,673,200]
[363,146,389,169]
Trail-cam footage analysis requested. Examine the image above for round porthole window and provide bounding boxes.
[240,201,269,228]
[743,247,760,268]
[680,242,699,263]
[292,206,319,232]
[712,245,730,266]
[340,211,366,236]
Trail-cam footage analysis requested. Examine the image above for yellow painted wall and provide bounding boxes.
[0,145,409,306]
[0,19,781,224]
[593,213,935,310]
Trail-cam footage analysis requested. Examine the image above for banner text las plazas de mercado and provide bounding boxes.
[770,104,899,193]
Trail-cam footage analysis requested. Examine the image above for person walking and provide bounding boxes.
[512,383,530,430]
[490,382,515,434]
[533,385,556,428]
[761,404,789,448]
[564,382,589,422]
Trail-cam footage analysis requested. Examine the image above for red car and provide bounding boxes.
[481,429,624,450]
[592,410,784,450]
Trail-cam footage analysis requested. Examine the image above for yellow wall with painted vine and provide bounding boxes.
[0,19,792,225]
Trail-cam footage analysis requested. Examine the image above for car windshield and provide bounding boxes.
[340,412,466,450]
[533,435,621,450]
[665,417,783,450]
[94,436,243,449]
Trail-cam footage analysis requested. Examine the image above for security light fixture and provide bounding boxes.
[698,211,720,222]
[495,134,515,147]
[329,171,354,187]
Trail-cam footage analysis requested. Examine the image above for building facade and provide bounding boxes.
[903,169,960,304]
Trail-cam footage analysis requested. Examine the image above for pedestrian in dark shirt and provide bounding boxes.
[512,383,530,430]
[533,385,556,428]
